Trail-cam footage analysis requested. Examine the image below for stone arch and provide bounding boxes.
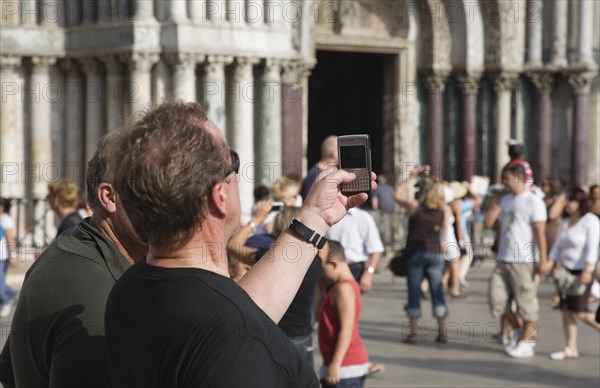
[481,0,526,71]
[415,0,452,72]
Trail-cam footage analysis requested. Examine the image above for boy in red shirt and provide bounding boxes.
[319,240,369,387]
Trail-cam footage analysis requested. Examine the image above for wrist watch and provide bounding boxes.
[367,266,375,274]
[287,218,327,249]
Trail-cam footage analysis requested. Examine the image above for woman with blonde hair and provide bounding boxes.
[394,166,450,344]
[46,180,83,238]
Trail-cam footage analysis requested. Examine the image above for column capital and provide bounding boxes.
[165,53,205,69]
[423,71,449,94]
[232,57,259,81]
[78,57,105,75]
[281,60,304,83]
[456,71,482,95]
[60,58,80,74]
[203,55,234,77]
[31,56,57,72]
[567,71,597,95]
[262,58,283,80]
[0,55,22,70]
[120,52,160,72]
[102,55,124,74]
[526,70,554,92]
[492,71,519,94]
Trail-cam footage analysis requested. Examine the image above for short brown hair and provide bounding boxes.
[113,102,230,248]
[502,163,526,182]
[86,129,128,212]
[47,180,79,207]
[326,240,346,263]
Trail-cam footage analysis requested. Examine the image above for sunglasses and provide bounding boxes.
[226,149,240,177]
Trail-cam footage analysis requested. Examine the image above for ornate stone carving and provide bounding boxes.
[423,71,450,94]
[492,72,519,94]
[262,58,282,81]
[31,56,57,72]
[119,52,160,72]
[78,57,104,75]
[281,60,304,84]
[204,55,233,77]
[232,57,259,82]
[102,55,123,74]
[0,55,22,70]
[456,72,483,95]
[567,71,597,95]
[526,70,554,92]
[165,53,204,73]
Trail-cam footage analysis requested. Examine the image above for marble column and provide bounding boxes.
[0,56,24,198]
[257,59,282,186]
[97,0,112,23]
[226,0,244,24]
[169,0,188,22]
[229,57,259,219]
[424,72,448,179]
[527,70,554,183]
[206,0,226,23]
[577,0,594,65]
[134,0,156,21]
[550,0,568,67]
[189,0,207,22]
[121,52,159,117]
[492,72,518,181]
[40,0,63,26]
[525,0,543,66]
[568,71,596,187]
[79,58,105,166]
[62,59,85,187]
[202,55,233,133]
[168,53,202,102]
[281,61,303,178]
[457,73,481,182]
[82,0,97,23]
[103,56,125,133]
[21,0,37,25]
[29,56,56,198]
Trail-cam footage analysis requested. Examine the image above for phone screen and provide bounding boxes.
[340,145,366,169]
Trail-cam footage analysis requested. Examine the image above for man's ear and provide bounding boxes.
[97,183,117,213]
[210,182,227,217]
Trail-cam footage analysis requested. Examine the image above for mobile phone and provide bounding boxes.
[271,202,284,211]
[337,134,372,195]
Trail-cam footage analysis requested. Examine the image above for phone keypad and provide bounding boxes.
[341,173,370,192]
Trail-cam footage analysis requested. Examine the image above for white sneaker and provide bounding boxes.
[507,340,535,358]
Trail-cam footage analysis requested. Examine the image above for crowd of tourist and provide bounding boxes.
[0,103,598,387]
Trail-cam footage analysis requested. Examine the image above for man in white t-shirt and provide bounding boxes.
[485,163,549,358]
[326,207,384,293]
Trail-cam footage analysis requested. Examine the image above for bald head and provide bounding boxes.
[321,135,338,160]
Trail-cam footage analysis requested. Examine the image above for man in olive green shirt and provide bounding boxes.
[0,131,148,387]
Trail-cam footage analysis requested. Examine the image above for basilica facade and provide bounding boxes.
[1,0,599,241]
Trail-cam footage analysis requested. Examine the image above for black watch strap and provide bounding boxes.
[288,218,327,249]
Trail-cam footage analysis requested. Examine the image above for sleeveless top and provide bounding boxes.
[406,206,444,252]
[318,279,368,367]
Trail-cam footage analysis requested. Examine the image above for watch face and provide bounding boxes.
[367,267,375,274]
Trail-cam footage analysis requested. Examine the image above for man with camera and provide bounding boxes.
[104,102,374,386]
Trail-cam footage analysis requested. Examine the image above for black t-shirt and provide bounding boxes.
[277,255,322,338]
[105,258,319,388]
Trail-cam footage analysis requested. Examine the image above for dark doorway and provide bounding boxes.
[308,50,385,174]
